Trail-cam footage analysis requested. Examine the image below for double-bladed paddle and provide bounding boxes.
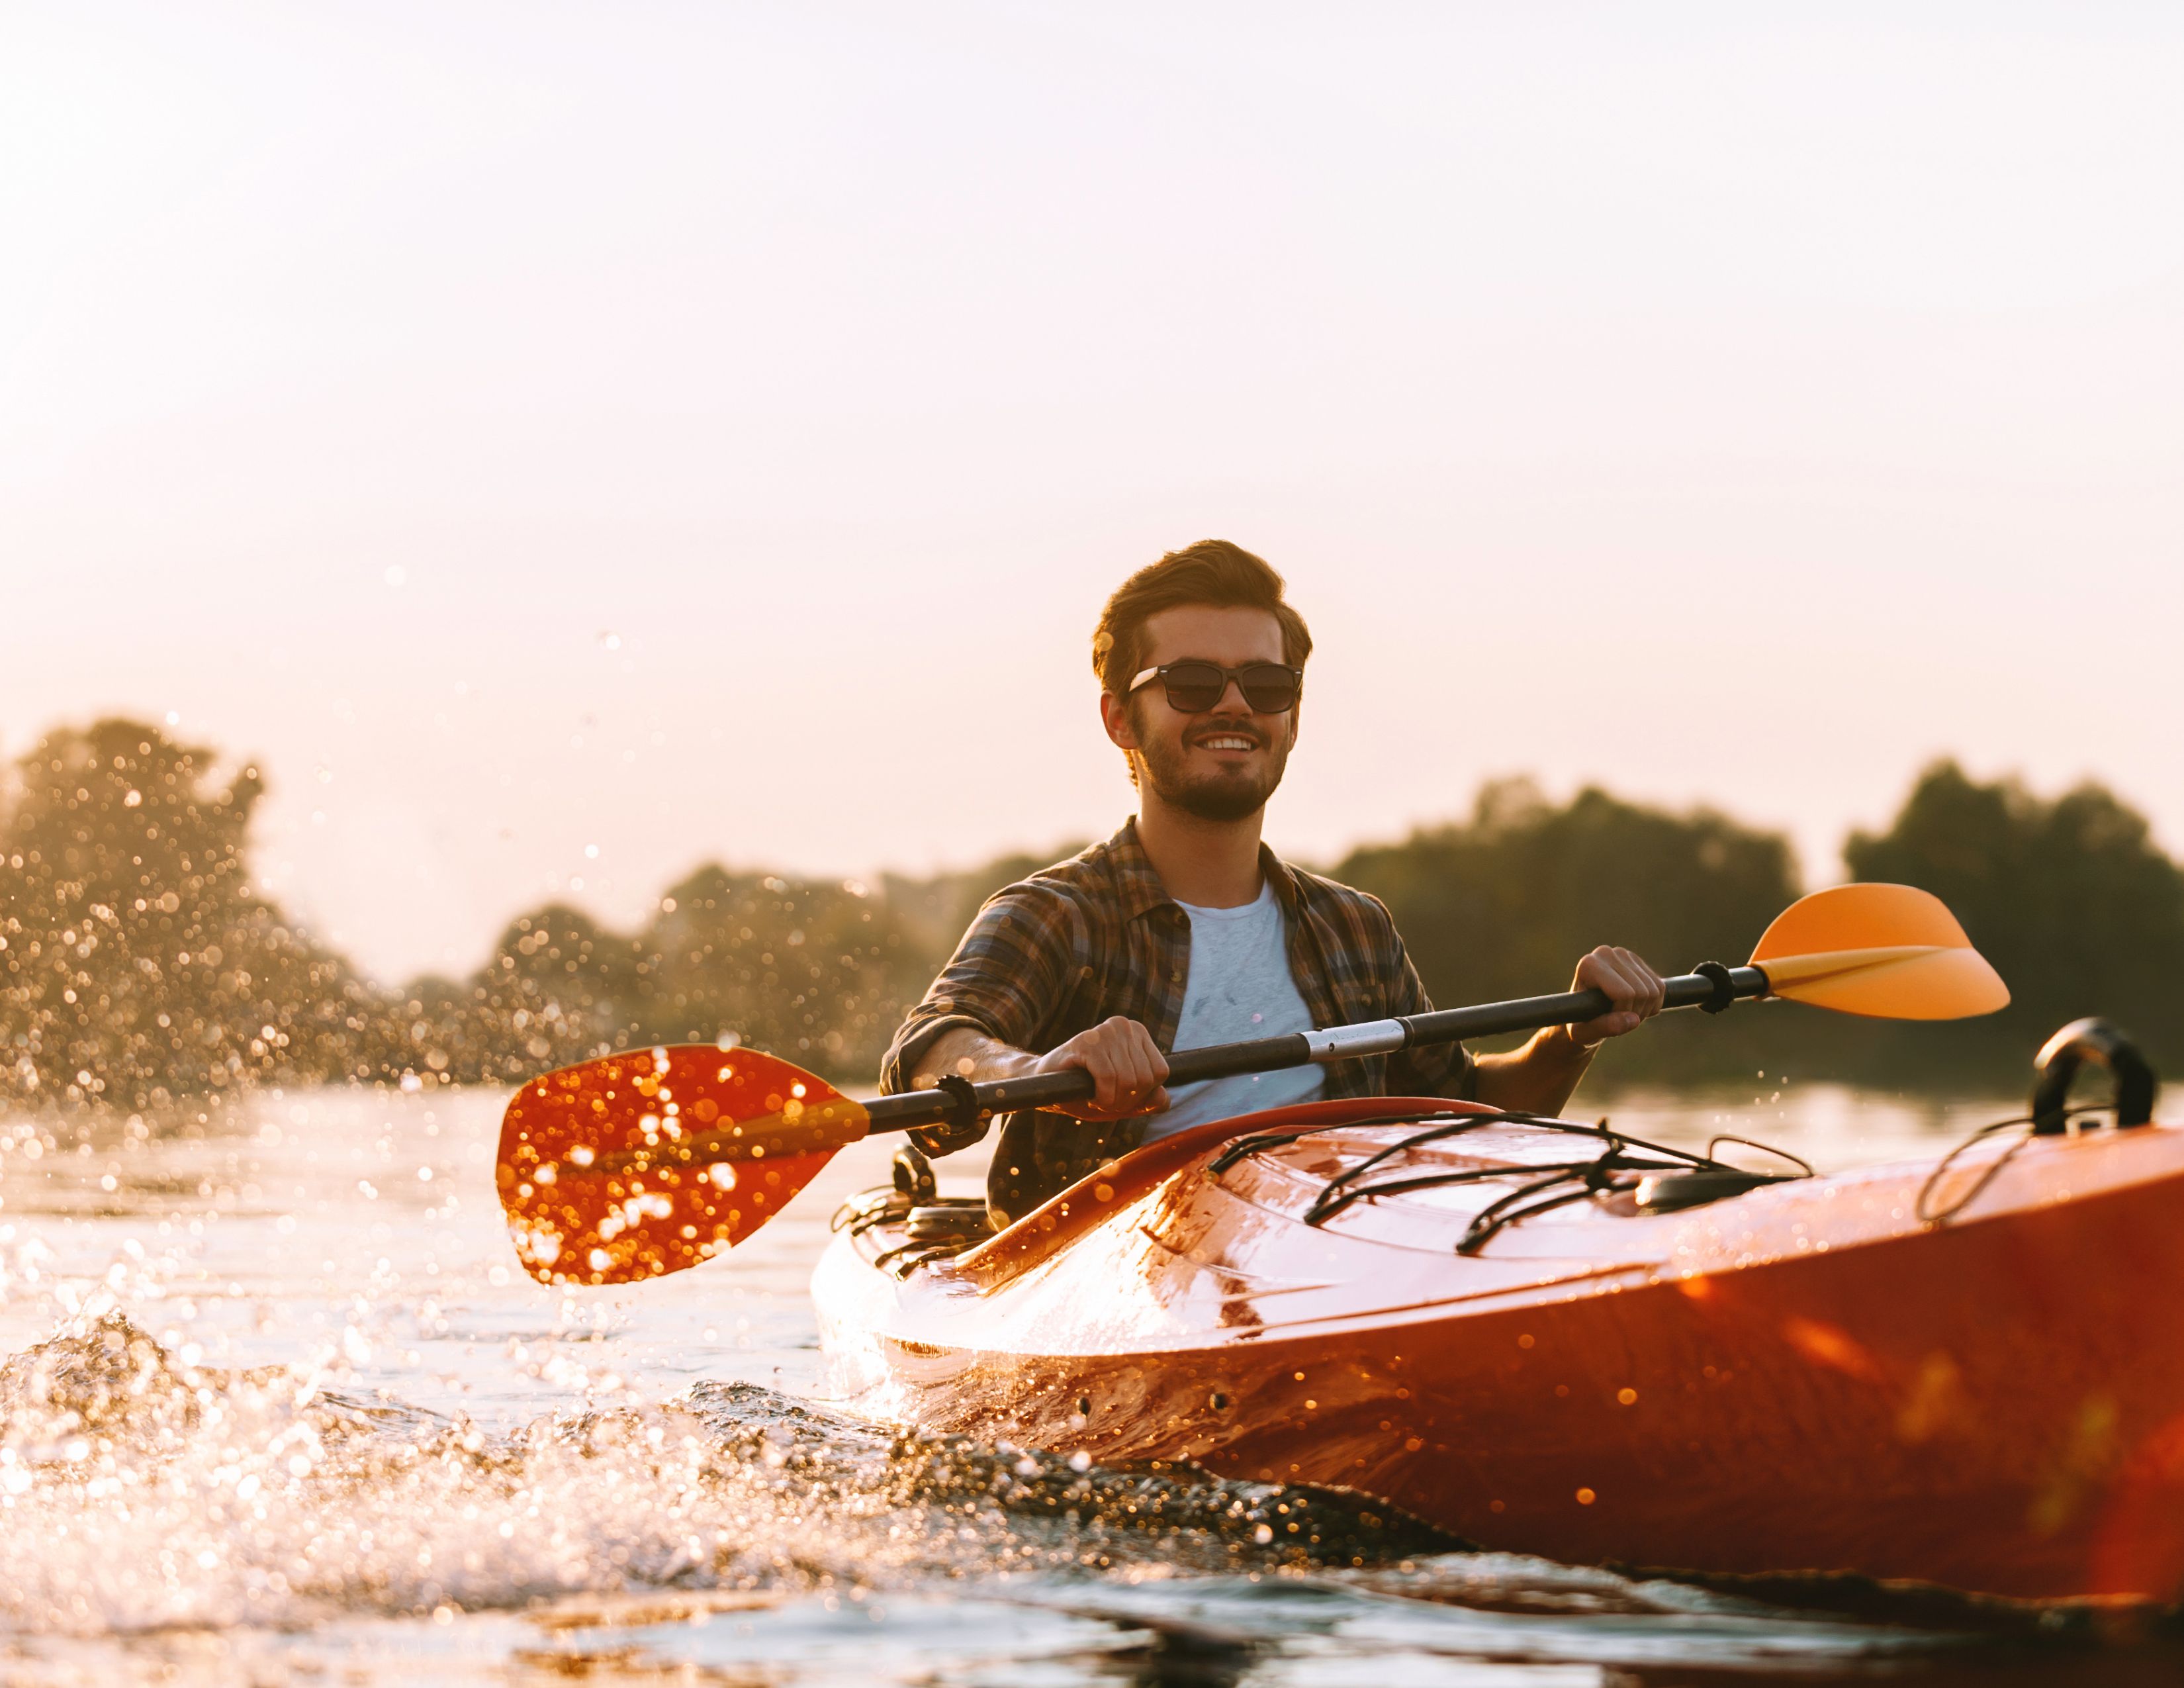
[496,882,2006,1286]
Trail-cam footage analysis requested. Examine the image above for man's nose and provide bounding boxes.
[1211,675,1251,714]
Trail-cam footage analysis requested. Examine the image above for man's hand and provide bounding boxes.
[910,1018,1172,1121]
[1565,945,1666,1048]
[1474,945,1667,1116]
[1028,1015,1172,1119]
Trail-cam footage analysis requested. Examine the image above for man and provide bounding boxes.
[882,540,1664,1224]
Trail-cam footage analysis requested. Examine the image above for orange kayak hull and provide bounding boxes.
[813,1097,2184,1600]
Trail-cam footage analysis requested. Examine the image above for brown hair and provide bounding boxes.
[1091,539,1312,697]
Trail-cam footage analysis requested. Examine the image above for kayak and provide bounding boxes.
[813,1062,2184,1602]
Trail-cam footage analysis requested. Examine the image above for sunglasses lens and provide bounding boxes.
[1160,663,1227,712]
[1239,665,1300,712]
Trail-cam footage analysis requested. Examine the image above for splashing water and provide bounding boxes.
[0,1086,2169,1683]
[0,1310,1432,1634]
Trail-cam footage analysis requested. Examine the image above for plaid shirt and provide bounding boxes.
[880,818,1475,1221]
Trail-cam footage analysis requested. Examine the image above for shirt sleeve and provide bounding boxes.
[879,881,1081,1156]
[1383,936,1478,1103]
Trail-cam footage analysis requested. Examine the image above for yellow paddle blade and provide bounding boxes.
[1749,883,2009,1019]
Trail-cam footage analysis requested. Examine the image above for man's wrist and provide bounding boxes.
[1547,1023,1602,1062]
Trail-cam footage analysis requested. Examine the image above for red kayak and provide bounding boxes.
[814,1051,2184,1601]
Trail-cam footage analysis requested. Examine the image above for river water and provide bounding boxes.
[0,1081,2175,1685]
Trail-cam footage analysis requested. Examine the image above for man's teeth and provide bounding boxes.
[1199,736,1255,750]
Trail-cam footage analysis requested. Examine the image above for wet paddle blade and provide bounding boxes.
[496,1045,869,1286]
[1749,883,2009,1020]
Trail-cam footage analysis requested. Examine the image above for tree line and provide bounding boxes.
[5,717,2181,1115]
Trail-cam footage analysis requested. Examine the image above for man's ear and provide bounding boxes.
[1100,690,1140,752]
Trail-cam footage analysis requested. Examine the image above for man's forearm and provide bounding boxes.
[907,1025,1038,1090]
[1472,1025,1596,1116]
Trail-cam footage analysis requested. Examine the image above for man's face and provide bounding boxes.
[1102,604,1300,822]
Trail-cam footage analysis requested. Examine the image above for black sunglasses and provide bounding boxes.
[1128,660,1302,714]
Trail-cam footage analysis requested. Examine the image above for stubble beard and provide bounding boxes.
[1135,711,1291,823]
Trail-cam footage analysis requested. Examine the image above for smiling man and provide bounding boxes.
[882,540,1664,1224]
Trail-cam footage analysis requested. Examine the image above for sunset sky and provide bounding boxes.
[5,3,2181,981]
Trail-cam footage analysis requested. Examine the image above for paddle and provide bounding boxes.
[496,882,2005,1286]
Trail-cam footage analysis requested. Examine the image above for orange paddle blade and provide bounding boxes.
[1749,883,2009,1020]
[495,1045,868,1286]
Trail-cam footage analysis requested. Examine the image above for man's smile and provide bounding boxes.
[1187,724,1263,754]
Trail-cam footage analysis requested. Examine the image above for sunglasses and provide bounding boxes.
[1128,659,1303,714]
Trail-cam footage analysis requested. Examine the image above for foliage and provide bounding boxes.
[0,721,375,1113]
[7,719,2182,1112]
[390,874,925,1088]
[635,866,918,1074]
[1842,761,2184,1084]
[459,904,647,1080]
[881,846,1087,973]
[1332,779,1810,1083]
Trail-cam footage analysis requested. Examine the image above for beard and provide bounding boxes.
[1134,710,1292,822]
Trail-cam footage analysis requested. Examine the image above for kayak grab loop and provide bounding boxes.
[2030,1017,2157,1135]
[1917,1021,2161,1225]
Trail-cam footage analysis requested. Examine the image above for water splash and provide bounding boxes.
[0,1313,1439,1642]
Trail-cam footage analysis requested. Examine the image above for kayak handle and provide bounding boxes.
[865,962,1773,1135]
[2030,1017,2157,1134]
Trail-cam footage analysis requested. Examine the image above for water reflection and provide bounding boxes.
[0,1083,2171,1683]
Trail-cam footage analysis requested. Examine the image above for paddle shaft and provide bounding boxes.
[864,963,1771,1135]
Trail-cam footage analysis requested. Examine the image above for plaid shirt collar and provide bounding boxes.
[1107,814,1302,924]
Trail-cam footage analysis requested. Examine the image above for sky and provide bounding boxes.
[3,2,2181,982]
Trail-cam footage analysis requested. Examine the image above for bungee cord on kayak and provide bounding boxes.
[1915,1112,2055,1227]
[847,1111,1823,1276]
[1210,1109,1815,1242]
[1447,1128,1808,1256]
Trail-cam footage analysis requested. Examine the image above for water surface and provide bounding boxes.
[0,1082,2171,1684]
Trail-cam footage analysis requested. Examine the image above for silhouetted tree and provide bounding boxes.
[637,867,917,1076]
[882,845,1087,972]
[1334,779,1808,1084]
[13,714,2180,1111]
[365,972,508,1090]
[465,903,647,1074]
[1843,761,2184,1084]
[0,720,371,1112]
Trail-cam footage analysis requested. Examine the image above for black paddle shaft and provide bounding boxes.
[862,962,1772,1135]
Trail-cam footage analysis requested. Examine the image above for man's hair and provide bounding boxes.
[1091,539,1312,697]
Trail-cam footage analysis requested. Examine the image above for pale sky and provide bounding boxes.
[4,3,2181,981]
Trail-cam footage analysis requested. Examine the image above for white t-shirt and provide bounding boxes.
[1140,880,1325,1142]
